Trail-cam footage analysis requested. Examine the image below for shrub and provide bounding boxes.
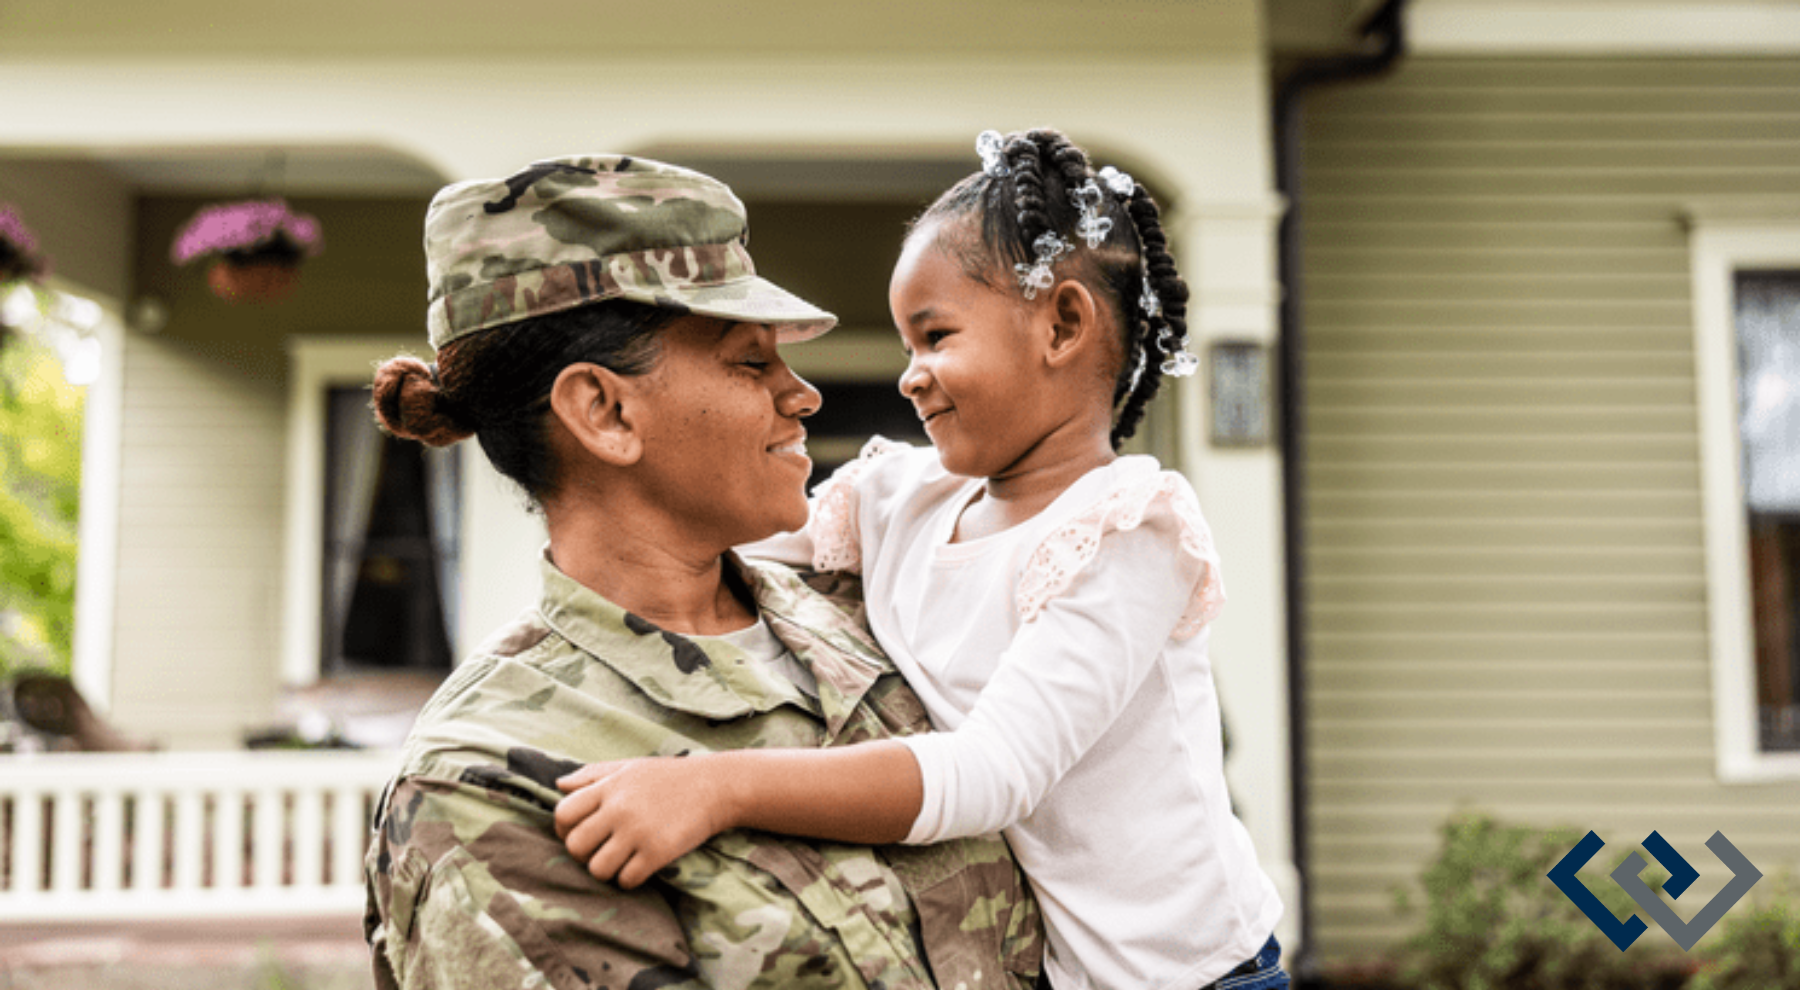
[1391,811,1690,990]
[1688,878,1800,990]
[0,334,82,678]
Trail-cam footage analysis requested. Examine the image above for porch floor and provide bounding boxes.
[0,915,371,989]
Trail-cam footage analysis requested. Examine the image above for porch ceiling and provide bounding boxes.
[0,0,1386,198]
[90,146,449,196]
[0,0,1262,58]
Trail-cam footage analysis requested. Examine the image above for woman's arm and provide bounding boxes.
[373,777,703,987]
[555,740,923,888]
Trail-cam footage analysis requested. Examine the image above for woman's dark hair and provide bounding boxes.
[371,299,676,502]
[913,128,1190,450]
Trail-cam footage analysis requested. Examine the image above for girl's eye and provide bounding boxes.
[925,330,952,347]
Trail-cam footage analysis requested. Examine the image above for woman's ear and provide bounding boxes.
[549,363,643,466]
[1043,278,1102,368]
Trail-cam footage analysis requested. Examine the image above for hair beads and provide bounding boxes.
[971,130,1196,380]
[1016,232,1074,299]
[912,129,1196,449]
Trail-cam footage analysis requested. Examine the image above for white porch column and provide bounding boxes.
[1171,192,1300,952]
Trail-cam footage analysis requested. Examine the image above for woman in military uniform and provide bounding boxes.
[360,155,1041,990]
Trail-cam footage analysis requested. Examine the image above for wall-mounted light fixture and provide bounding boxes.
[1208,339,1271,447]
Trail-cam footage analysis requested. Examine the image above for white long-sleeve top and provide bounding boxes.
[744,439,1283,990]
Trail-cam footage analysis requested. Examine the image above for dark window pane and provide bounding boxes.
[806,380,927,488]
[1736,271,1800,751]
[323,387,459,674]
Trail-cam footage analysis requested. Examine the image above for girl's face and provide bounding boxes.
[632,316,820,545]
[888,222,1055,479]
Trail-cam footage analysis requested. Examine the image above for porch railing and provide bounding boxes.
[0,750,397,921]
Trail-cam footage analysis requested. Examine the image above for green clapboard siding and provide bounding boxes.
[1299,57,1800,964]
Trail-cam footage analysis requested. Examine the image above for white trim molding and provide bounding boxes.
[70,296,125,711]
[1686,207,1800,782]
[1168,196,1300,951]
[1412,1,1800,55]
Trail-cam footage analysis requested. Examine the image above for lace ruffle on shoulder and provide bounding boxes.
[1016,472,1225,640]
[810,436,910,574]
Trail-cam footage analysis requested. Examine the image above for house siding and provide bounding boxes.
[1300,57,1800,962]
[108,333,287,750]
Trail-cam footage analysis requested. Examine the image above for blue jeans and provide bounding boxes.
[1033,935,1289,990]
[1206,936,1288,990]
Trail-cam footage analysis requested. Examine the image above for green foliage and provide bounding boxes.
[0,334,82,677]
[1688,878,1800,990]
[1393,811,1692,990]
[255,946,301,990]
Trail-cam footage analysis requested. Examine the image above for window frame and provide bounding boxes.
[281,337,476,687]
[1688,209,1800,781]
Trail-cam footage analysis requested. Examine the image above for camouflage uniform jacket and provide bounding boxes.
[364,552,1041,990]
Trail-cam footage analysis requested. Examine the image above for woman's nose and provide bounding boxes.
[777,364,822,419]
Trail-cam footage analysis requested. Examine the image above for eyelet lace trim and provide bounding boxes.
[810,436,909,574]
[1016,472,1224,640]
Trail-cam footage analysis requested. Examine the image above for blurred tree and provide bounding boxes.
[0,330,81,677]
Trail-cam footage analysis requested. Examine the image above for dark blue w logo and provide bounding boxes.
[1548,830,1762,951]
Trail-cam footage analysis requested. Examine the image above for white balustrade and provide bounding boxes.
[0,750,396,921]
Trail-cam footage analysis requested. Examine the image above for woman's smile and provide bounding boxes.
[767,434,811,471]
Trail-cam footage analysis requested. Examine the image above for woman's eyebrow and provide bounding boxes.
[718,321,766,345]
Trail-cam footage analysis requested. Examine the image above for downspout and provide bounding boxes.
[1273,0,1406,979]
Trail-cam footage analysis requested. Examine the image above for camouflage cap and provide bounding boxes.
[424,155,836,350]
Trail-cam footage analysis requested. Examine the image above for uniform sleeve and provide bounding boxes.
[739,435,915,573]
[898,476,1223,843]
[365,777,704,990]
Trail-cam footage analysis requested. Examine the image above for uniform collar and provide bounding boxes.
[536,551,892,739]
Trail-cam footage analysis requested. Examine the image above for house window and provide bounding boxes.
[1736,272,1800,752]
[1688,215,1800,780]
[321,386,460,673]
[803,379,926,487]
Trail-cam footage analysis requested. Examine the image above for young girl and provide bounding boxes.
[554,128,1285,990]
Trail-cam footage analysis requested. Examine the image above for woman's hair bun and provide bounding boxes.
[371,355,475,447]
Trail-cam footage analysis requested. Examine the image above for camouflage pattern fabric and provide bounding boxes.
[364,553,1041,990]
[424,155,837,351]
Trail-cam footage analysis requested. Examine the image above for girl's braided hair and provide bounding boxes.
[913,127,1191,450]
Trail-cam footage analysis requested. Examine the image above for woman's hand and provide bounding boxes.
[554,757,734,889]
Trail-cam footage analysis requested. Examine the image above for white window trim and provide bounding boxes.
[1687,209,1800,782]
[281,336,465,687]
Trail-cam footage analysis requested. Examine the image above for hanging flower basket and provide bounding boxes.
[0,204,49,286]
[206,257,305,303]
[171,198,323,303]
[0,204,51,340]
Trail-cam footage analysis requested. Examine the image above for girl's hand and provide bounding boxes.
[553,757,731,889]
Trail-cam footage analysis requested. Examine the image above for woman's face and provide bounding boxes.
[631,315,821,547]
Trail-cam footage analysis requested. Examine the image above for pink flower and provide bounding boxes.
[170,198,324,265]
[0,204,49,283]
